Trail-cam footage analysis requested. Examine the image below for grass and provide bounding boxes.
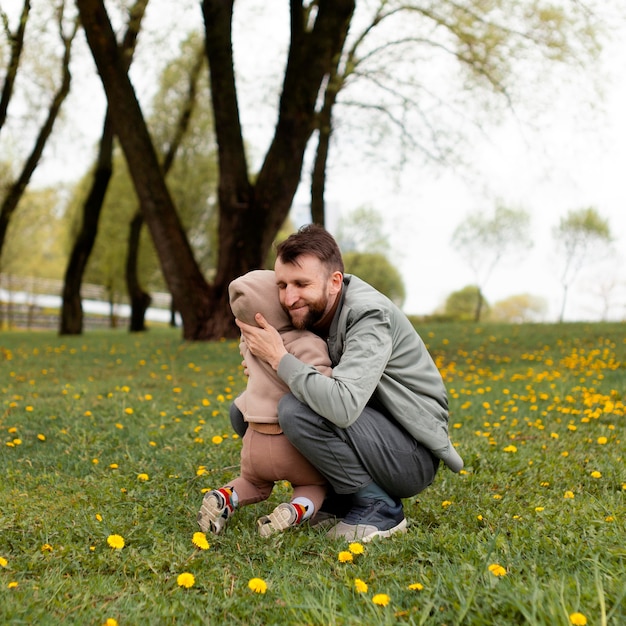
[0,322,624,625]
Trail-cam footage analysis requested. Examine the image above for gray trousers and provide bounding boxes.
[277,394,439,499]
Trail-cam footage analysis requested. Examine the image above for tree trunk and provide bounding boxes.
[79,0,354,339]
[126,210,151,332]
[125,43,204,332]
[202,0,356,335]
[77,0,216,340]
[60,0,147,335]
[0,0,30,130]
[59,115,113,334]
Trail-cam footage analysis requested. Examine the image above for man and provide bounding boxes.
[234,224,463,542]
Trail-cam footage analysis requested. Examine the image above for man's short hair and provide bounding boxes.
[276,224,344,273]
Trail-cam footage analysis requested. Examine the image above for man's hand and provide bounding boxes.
[236,313,288,371]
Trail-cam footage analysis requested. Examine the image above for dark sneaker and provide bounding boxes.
[257,502,307,537]
[309,493,352,528]
[326,498,406,542]
[197,488,235,534]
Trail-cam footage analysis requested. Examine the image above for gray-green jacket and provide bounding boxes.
[277,274,463,472]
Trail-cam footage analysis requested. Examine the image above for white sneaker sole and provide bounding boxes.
[326,518,407,542]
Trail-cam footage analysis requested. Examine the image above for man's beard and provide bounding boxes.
[285,297,326,330]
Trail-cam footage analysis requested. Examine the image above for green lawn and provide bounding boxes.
[1,323,624,625]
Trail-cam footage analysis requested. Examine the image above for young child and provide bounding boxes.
[197,270,332,537]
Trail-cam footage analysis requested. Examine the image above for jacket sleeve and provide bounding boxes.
[277,308,391,428]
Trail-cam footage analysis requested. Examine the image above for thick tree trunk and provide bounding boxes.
[77,0,217,340]
[125,44,204,332]
[79,0,354,339]
[202,0,355,335]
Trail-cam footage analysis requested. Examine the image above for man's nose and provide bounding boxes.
[283,285,299,306]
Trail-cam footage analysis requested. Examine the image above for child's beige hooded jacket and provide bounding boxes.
[229,270,332,433]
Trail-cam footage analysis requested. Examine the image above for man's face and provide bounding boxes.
[274,254,342,330]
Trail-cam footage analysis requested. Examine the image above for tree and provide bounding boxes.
[0,2,78,263]
[76,0,355,339]
[335,205,404,304]
[336,205,390,255]
[75,0,606,339]
[343,251,405,306]
[442,285,488,321]
[308,0,604,221]
[489,294,547,324]
[553,207,612,322]
[451,203,531,321]
[60,0,147,335]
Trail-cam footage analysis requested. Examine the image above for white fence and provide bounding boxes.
[0,273,173,330]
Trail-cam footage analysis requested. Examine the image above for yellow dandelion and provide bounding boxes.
[590,471,602,479]
[37,434,46,441]
[0,556,7,567]
[41,543,53,553]
[488,563,507,577]
[144,394,152,401]
[196,468,208,476]
[115,423,124,429]
[348,542,364,555]
[177,572,195,588]
[597,436,608,445]
[92,458,99,464]
[605,515,614,522]
[103,619,119,626]
[354,578,368,593]
[564,491,575,499]
[124,408,134,415]
[192,532,210,550]
[137,473,149,482]
[442,500,452,508]
[408,582,424,591]
[212,435,224,445]
[8,581,18,589]
[109,463,118,469]
[372,593,390,606]
[535,507,545,512]
[107,534,125,550]
[503,445,517,453]
[248,577,268,594]
[569,612,587,625]
[338,551,354,563]
[96,513,103,521]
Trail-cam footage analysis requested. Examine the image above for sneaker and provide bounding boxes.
[257,502,307,538]
[197,488,235,534]
[326,498,407,542]
[309,492,352,528]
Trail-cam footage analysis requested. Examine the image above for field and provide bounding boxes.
[1,323,624,625]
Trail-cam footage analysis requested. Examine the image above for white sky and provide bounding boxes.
[19,1,626,322]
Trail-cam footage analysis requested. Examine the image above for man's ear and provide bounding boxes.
[329,271,343,295]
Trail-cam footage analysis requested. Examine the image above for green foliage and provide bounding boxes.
[1,187,70,278]
[335,206,405,305]
[343,251,406,307]
[443,284,488,321]
[1,324,624,624]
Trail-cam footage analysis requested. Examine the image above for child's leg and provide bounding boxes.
[256,434,328,537]
[198,429,273,534]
